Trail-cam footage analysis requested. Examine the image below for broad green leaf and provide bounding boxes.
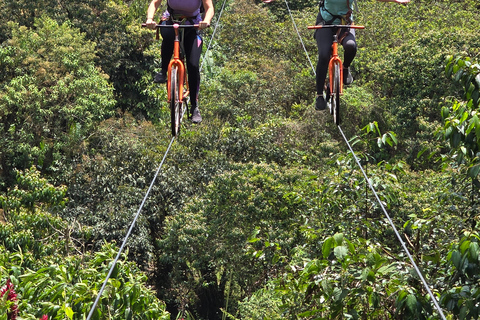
[370,292,380,308]
[65,306,74,320]
[451,132,461,148]
[334,246,348,260]
[451,250,462,269]
[333,233,344,246]
[469,242,479,261]
[322,237,334,259]
[333,287,348,302]
[467,164,480,179]
[405,294,417,313]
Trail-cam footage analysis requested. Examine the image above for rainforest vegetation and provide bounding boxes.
[1,0,480,319]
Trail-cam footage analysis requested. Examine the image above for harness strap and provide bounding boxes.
[321,0,353,25]
[166,4,198,24]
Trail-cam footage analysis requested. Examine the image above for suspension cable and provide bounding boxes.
[86,136,176,320]
[200,0,229,72]
[338,126,447,320]
[282,0,315,73]
[279,1,447,318]
[86,1,230,318]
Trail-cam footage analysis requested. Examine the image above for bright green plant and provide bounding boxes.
[1,166,66,214]
[241,233,421,319]
[0,16,115,186]
[440,232,480,319]
[0,243,170,320]
[439,56,480,226]
[441,56,480,177]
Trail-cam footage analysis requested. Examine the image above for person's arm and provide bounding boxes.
[146,0,162,29]
[377,0,410,3]
[199,0,214,30]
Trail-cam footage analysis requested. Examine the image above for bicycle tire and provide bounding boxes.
[170,66,181,137]
[332,63,341,125]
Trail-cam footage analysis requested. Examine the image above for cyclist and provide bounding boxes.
[314,0,409,110]
[145,0,214,123]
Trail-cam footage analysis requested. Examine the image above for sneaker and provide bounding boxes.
[190,106,202,123]
[315,95,326,111]
[153,70,167,83]
[343,67,353,85]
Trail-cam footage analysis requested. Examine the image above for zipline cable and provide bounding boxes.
[337,126,447,320]
[200,0,228,72]
[282,0,316,73]
[279,1,447,318]
[86,136,176,320]
[86,1,229,318]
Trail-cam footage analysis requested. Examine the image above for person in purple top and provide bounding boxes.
[145,0,214,123]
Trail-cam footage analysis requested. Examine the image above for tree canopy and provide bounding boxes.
[0,0,480,319]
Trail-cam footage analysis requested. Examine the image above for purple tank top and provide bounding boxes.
[167,0,202,17]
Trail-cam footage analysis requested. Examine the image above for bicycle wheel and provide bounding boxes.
[331,63,341,125]
[169,66,181,137]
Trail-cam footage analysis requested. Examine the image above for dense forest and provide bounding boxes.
[1,0,480,318]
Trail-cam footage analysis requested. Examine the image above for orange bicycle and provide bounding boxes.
[308,24,365,125]
[143,22,199,137]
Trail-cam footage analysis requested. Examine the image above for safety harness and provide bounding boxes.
[320,0,358,25]
[165,2,204,23]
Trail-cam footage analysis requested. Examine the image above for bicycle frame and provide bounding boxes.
[142,22,201,135]
[166,24,188,104]
[143,22,199,104]
[308,24,365,96]
[329,33,343,95]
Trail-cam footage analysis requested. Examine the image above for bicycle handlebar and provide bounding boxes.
[308,24,365,29]
[141,23,200,28]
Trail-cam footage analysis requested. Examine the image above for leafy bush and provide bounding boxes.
[0,243,170,320]
[0,17,115,186]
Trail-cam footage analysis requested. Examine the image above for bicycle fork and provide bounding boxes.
[328,35,344,95]
[167,60,185,102]
[167,25,186,103]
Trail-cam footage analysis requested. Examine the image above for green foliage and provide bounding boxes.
[441,232,480,319]
[355,0,480,165]
[253,0,318,20]
[441,56,480,177]
[240,233,428,319]
[157,152,409,319]
[57,115,174,265]
[0,243,170,319]
[158,162,321,318]
[1,166,67,213]
[0,16,115,185]
[0,209,82,268]
[437,55,480,227]
[350,121,399,165]
[0,0,157,114]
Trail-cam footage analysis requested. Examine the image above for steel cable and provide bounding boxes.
[86,136,175,320]
[86,0,229,317]
[337,125,447,320]
[279,0,447,318]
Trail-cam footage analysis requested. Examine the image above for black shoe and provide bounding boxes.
[154,70,167,83]
[315,95,326,111]
[190,106,202,123]
[343,67,353,85]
